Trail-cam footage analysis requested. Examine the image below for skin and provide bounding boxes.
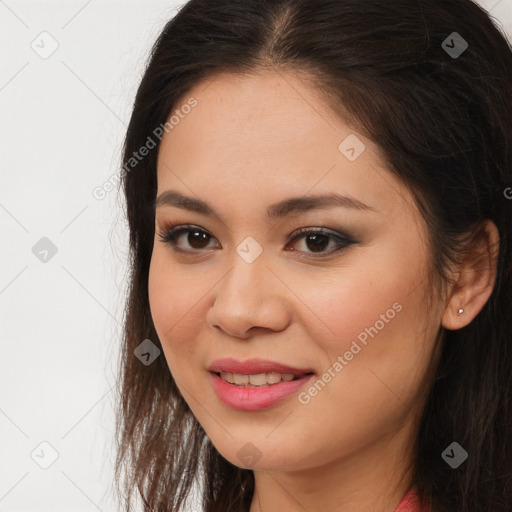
[148,69,499,512]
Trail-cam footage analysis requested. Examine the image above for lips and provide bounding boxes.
[207,357,315,376]
[207,358,316,411]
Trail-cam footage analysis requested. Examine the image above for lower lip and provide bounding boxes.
[209,371,315,411]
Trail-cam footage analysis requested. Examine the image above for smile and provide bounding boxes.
[218,371,300,386]
[206,357,316,410]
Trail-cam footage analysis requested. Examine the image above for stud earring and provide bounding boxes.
[458,308,464,314]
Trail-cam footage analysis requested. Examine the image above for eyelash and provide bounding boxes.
[156,222,356,259]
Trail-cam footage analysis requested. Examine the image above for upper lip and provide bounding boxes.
[207,358,315,376]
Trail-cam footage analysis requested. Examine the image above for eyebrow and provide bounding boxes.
[153,189,378,222]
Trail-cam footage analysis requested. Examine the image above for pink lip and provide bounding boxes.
[207,357,314,375]
[207,358,315,411]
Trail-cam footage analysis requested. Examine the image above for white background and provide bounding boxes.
[1,1,511,511]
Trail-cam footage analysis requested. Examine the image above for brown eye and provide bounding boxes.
[298,233,331,253]
[184,229,211,249]
[286,228,355,257]
[158,224,220,253]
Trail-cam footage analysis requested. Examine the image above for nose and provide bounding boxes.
[206,254,291,339]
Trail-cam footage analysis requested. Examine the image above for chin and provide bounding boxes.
[208,436,309,471]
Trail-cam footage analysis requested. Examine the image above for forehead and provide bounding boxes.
[155,70,416,220]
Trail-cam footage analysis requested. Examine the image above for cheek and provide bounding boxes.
[147,252,209,368]
[299,264,412,358]
[297,251,432,406]
[286,274,431,463]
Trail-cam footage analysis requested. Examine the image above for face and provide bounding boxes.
[148,70,443,472]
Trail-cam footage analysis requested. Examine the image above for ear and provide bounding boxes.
[441,219,500,330]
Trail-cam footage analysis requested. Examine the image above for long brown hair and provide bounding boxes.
[114,1,512,510]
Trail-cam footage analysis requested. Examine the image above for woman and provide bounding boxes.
[113,1,512,511]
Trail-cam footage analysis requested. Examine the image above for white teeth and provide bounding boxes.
[249,373,267,385]
[266,372,282,384]
[233,373,249,385]
[219,371,300,386]
[221,372,234,382]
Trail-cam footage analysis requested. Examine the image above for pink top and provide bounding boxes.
[394,487,429,512]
